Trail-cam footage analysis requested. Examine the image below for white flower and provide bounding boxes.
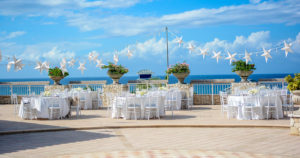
[248,88,258,95]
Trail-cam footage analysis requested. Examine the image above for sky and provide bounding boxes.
[0,0,300,79]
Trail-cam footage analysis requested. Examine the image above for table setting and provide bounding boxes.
[225,86,286,120]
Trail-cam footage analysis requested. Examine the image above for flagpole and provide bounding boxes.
[166,26,169,82]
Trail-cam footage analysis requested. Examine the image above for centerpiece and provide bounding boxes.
[102,62,128,84]
[232,60,256,82]
[285,73,300,104]
[48,67,69,85]
[166,62,190,84]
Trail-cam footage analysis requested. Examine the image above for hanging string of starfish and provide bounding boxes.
[0,28,297,74]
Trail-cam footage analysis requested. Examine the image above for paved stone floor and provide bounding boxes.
[1,128,300,158]
[0,104,299,158]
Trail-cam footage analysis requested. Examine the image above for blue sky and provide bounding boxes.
[0,0,300,79]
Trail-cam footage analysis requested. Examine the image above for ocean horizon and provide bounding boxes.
[0,73,293,85]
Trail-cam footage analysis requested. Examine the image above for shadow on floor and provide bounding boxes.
[162,114,196,120]
[0,120,114,154]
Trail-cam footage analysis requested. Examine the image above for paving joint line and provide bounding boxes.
[0,124,289,136]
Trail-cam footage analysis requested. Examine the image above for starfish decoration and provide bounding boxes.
[88,51,94,62]
[281,41,293,57]
[68,58,76,68]
[243,50,252,64]
[78,62,86,74]
[7,61,14,72]
[13,56,24,72]
[127,48,133,59]
[34,61,44,73]
[92,53,98,62]
[175,36,183,47]
[225,51,237,64]
[212,51,221,63]
[187,43,195,54]
[42,61,50,71]
[96,59,104,69]
[113,54,119,64]
[60,59,68,74]
[199,48,208,59]
[261,47,272,63]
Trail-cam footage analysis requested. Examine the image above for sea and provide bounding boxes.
[0,73,294,85]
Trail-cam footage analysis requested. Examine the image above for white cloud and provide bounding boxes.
[118,37,169,59]
[0,31,26,40]
[291,32,300,54]
[63,0,300,36]
[1,0,299,37]
[0,0,145,16]
[192,31,272,58]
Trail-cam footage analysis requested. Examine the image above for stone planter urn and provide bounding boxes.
[173,72,190,84]
[235,71,253,83]
[292,90,300,105]
[49,76,64,85]
[107,72,124,84]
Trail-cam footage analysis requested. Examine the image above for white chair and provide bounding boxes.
[241,95,262,120]
[11,94,19,114]
[124,96,141,120]
[282,93,294,116]
[265,92,280,120]
[71,93,82,119]
[219,91,228,113]
[78,92,88,109]
[48,98,62,120]
[164,90,177,118]
[97,89,103,109]
[226,99,239,119]
[21,97,35,120]
[144,95,160,120]
[182,87,194,110]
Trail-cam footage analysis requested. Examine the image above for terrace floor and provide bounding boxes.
[0,104,300,158]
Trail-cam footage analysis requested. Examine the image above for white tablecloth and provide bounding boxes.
[18,96,70,119]
[111,95,166,119]
[228,95,283,120]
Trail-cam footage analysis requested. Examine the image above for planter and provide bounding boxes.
[107,72,124,84]
[235,71,253,83]
[49,76,64,85]
[292,90,300,105]
[173,72,190,84]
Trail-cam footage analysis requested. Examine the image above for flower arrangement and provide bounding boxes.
[43,91,51,96]
[231,60,256,72]
[74,87,83,91]
[48,67,69,77]
[248,88,258,95]
[166,62,190,74]
[101,62,128,75]
[284,73,300,91]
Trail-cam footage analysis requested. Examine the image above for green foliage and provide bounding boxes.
[285,73,300,91]
[48,67,69,77]
[101,62,128,75]
[231,60,256,72]
[83,86,94,91]
[166,62,190,74]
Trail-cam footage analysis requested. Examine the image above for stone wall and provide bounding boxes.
[0,96,22,104]
[290,112,300,136]
[193,95,220,105]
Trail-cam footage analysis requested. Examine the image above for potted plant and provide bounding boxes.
[285,73,300,104]
[232,60,256,82]
[166,62,190,84]
[102,62,128,84]
[48,67,69,85]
